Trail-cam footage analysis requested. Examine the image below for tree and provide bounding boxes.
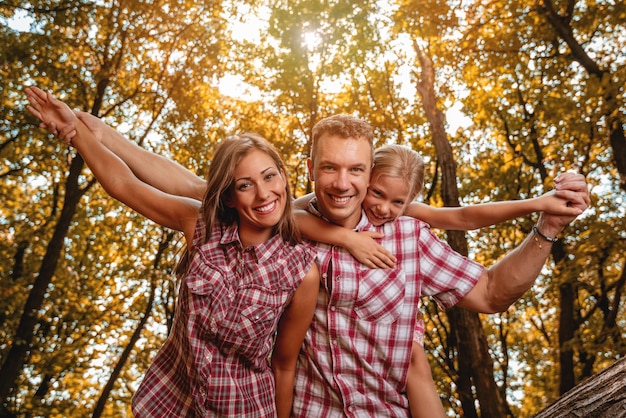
[532,356,626,417]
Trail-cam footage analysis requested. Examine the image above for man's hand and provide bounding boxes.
[538,172,590,235]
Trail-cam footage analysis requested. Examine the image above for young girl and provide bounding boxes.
[294,144,583,417]
[25,87,319,418]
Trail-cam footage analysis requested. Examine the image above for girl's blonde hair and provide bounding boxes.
[372,144,424,202]
[176,133,300,276]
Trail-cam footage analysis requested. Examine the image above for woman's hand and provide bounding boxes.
[25,87,77,138]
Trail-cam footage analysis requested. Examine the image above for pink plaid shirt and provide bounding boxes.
[132,219,316,417]
[293,206,483,417]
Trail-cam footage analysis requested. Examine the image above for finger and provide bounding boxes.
[27,89,47,107]
[37,122,57,136]
[555,171,582,182]
[374,254,396,269]
[26,94,40,107]
[555,179,588,193]
[30,86,48,101]
[369,258,388,269]
[48,121,59,136]
[59,123,74,134]
[47,91,66,109]
[565,194,589,212]
[26,87,47,103]
[553,190,582,202]
[59,128,77,145]
[26,104,42,120]
[362,231,385,239]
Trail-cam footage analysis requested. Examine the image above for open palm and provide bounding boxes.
[25,86,76,132]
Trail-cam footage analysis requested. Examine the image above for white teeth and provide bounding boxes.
[331,195,351,203]
[256,201,276,213]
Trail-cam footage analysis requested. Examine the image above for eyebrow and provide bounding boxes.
[234,166,276,183]
[318,159,368,170]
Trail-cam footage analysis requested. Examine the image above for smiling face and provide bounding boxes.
[226,149,287,246]
[308,133,372,228]
[363,174,410,226]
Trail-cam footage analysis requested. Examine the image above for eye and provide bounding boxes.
[237,181,253,191]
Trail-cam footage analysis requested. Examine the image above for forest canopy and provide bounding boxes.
[1,0,625,416]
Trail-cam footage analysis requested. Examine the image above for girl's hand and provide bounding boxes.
[346,230,397,269]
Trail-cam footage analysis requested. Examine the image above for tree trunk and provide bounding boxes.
[532,357,626,418]
[0,155,91,410]
[413,40,509,417]
[91,231,175,417]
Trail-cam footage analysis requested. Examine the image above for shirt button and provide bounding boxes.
[330,306,336,311]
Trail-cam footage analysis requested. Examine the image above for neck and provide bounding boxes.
[238,226,273,248]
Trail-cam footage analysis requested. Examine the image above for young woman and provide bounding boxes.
[26,87,319,418]
[294,144,584,418]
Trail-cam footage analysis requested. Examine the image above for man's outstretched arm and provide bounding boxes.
[458,171,590,313]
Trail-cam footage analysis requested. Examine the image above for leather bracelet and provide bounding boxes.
[533,224,558,243]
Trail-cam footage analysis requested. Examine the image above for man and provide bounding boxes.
[52,111,589,416]
[290,114,589,416]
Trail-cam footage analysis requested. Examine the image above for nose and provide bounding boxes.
[256,182,271,200]
[378,201,390,216]
[332,169,350,191]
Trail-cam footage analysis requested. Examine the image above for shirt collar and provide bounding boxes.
[308,196,373,231]
[219,223,283,263]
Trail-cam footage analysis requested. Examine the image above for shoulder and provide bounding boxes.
[377,216,442,258]
[281,241,318,264]
[381,215,430,235]
[270,237,317,265]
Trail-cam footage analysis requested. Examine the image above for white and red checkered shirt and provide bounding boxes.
[132,218,317,417]
[293,205,483,417]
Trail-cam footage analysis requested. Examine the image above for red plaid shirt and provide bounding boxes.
[132,219,316,417]
[293,206,483,417]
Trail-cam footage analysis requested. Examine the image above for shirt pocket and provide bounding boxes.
[354,267,405,323]
[227,285,285,341]
[185,262,230,334]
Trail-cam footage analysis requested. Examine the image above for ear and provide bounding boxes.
[307,158,315,182]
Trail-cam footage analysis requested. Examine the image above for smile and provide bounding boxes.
[371,213,388,221]
[255,200,277,213]
[329,194,352,204]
